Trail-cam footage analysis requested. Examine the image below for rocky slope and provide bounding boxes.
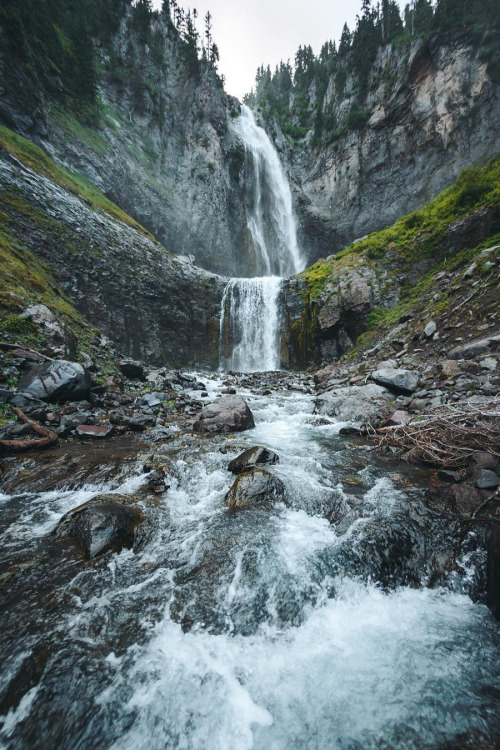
[0,126,225,369]
[0,9,255,277]
[265,28,500,265]
[283,156,500,369]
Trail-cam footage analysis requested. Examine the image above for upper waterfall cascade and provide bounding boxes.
[235,105,304,278]
[220,106,304,372]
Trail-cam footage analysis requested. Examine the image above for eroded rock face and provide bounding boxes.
[228,446,279,474]
[0,156,225,367]
[20,305,77,359]
[18,361,92,403]
[53,494,145,558]
[193,397,255,434]
[225,469,287,510]
[270,30,500,266]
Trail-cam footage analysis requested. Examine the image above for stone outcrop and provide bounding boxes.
[228,446,279,474]
[0,152,225,367]
[0,12,253,277]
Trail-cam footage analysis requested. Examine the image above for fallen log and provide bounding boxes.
[0,407,58,452]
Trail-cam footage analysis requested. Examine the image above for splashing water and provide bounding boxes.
[219,277,282,372]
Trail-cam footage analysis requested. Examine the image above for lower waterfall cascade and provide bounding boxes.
[220,105,305,372]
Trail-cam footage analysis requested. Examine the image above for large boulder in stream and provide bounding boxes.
[18,360,92,403]
[228,446,279,474]
[53,494,145,558]
[194,397,255,434]
[225,469,287,511]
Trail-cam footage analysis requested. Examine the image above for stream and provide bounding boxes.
[1,374,499,749]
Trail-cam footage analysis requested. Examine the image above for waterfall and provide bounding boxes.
[220,105,304,372]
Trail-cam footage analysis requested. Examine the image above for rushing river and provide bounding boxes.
[1,375,499,749]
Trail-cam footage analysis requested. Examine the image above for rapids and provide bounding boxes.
[0,375,499,749]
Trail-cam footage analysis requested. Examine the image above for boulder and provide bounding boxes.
[119,360,146,380]
[424,321,437,338]
[225,469,287,510]
[487,525,500,620]
[315,383,391,422]
[228,446,279,474]
[475,469,500,490]
[371,368,420,394]
[385,410,412,426]
[438,360,461,379]
[193,397,255,434]
[53,494,145,558]
[447,334,500,360]
[18,361,92,403]
[20,304,76,359]
[437,469,463,483]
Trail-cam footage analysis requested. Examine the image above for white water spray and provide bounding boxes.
[220,106,304,371]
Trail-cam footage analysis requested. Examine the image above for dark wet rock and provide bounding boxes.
[119,360,146,380]
[425,484,482,517]
[225,469,287,510]
[470,452,500,472]
[0,388,13,404]
[222,387,237,394]
[10,393,50,412]
[487,525,500,620]
[371,368,420,394]
[339,426,364,436]
[18,361,92,403]
[475,469,500,490]
[53,493,144,558]
[437,469,463,483]
[228,446,279,474]
[126,414,156,432]
[193,397,255,434]
[76,424,114,439]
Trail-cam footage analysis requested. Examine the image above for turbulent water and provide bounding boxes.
[220,106,305,372]
[1,377,499,749]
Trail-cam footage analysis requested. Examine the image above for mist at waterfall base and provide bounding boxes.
[1,378,499,749]
[220,105,304,372]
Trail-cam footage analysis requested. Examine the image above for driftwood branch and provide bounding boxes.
[0,407,58,452]
[374,400,500,468]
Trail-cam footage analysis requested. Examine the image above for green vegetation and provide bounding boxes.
[301,157,500,300]
[0,125,152,237]
[295,157,500,362]
[245,0,500,147]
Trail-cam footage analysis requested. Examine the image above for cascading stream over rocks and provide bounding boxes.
[220,105,304,372]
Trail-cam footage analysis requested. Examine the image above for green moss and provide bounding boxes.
[0,125,153,238]
[299,157,500,302]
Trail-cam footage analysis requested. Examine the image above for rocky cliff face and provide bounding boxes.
[0,143,225,367]
[265,28,500,265]
[0,12,255,277]
[282,156,500,369]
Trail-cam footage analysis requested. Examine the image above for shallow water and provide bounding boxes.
[0,377,499,749]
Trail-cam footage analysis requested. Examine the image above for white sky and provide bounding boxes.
[152,0,406,100]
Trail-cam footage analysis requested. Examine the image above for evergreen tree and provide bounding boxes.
[338,24,351,57]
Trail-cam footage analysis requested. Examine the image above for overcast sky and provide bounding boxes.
[151,0,405,100]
